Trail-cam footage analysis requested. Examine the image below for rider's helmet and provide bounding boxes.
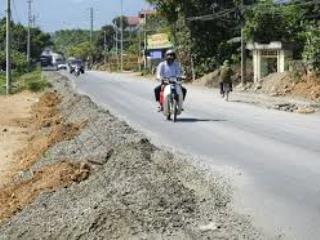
[165,49,176,65]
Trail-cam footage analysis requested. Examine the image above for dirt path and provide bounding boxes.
[0,92,38,187]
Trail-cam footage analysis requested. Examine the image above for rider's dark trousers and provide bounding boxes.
[219,82,233,93]
[154,85,187,102]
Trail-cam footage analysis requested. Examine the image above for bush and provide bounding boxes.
[25,72,48,92]
[16,71,48,93]
[302,26,320,72]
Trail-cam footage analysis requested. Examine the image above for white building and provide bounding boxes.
[247,41,293,82]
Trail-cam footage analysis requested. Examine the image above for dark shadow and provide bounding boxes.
[229,100,256,104]
[176,118,227,123]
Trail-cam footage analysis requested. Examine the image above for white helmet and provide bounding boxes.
[165,49,176,59]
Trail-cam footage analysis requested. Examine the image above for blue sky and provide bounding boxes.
[0,0,150,32]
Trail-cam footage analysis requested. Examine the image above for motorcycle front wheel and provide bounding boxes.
[173,100,178,122]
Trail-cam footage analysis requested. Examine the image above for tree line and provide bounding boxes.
[0,18,51,73]
[146,0,320,77]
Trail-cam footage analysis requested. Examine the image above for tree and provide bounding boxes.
[52,29,91,55]
[145,0,253,78]
[302,26,320,72]
[243,0,303,44]
[112,16,129,29]
[94,25,115,52]
[0,18,51,72]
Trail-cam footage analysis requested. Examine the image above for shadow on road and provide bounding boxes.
[229,99,256,104]
[176,118,227,123]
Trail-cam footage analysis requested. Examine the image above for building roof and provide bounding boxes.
[138,9,156,18]
[127,16,140,27]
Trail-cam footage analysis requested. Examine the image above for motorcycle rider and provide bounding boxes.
[154,49,187,111]
[219,60,233,96]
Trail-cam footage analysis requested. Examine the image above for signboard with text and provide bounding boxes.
[147,33,173,50]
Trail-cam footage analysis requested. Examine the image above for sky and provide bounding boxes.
[0,0,150,32]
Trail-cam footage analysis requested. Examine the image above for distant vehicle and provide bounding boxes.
[68,59,85,74]
[40,55,53,67]
[51,53,64,69]
[57,63,68,70]
[40,49,65,71]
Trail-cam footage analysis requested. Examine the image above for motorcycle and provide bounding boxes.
[160,77,184,122]
[74,65,81,77]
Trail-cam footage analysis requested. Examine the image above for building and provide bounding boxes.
[126,16,140,31]
[247,41,293,82]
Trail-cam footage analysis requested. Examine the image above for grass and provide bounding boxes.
[0,70,49,95]
[0,74,5,95]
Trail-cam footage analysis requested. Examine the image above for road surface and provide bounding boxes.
[66,71,320,239]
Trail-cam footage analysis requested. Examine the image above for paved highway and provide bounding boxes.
[65,71,320,239]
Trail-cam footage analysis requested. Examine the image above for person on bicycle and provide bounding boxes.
[219,60,233,96]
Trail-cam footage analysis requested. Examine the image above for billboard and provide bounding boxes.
[147,33,173,50]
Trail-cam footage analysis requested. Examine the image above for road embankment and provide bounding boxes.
[0,72,263,240]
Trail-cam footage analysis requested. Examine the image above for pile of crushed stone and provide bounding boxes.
[0,72,263,240]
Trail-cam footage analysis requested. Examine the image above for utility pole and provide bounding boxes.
[143,12,148,69]
[104,30,107,65]
[27,0,32,67]
[89,7,94,69]
[90,7,94,43]
[138,29,142,72]
[6,0,11,95]
[240,0,247,84]
[120,0,124,72]
[115,26,119,70]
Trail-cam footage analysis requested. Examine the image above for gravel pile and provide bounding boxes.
[0,72,263,240]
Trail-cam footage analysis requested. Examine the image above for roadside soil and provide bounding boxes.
[0,92,38,187]
[196,70,320,113]
[0,90,87,224]
[0,72,265,240]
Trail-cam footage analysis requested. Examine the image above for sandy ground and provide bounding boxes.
[0,92,38,187]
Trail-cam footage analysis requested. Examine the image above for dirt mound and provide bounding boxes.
[15,91,86,170]
[197,70,221,88]
[291,74,320,101]
[0,161,90,223]
[253,72,320,102]
[256,72,292,95]
[32,91,61,129]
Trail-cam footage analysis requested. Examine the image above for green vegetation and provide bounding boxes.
[0,18,52,71]
[302,26,320,72]
[0,70,48,95]
[43,0,320,78]
[18,70,49,92]
[52,23,119,63]
[145,0,257,78]
[145,0,320,78]
[0,74,5,95]
[0,18,51,94]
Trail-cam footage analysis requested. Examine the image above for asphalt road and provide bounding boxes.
[66,71,320,240]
